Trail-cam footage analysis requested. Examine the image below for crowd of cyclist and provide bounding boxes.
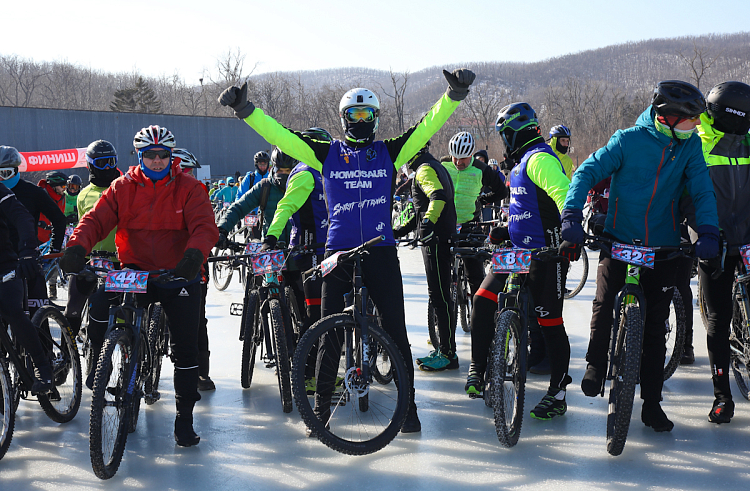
[1,66,748,454]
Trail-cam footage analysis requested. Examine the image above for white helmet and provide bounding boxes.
[489,158,498,166]
[133,125,176,149]
[448,131,475,159]
[173,148,200,168]
[339,88,380,113]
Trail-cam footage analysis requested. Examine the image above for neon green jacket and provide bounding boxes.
[77,183,117,253]
[550,137,575,178]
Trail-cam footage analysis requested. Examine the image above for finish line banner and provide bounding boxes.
[19,148,87,172]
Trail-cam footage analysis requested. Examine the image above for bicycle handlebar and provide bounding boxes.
[303,235,385,275]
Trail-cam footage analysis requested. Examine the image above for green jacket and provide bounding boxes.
[442,157,506,224]
[77,183,116,253]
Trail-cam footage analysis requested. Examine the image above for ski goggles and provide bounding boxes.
[86,155,118,170]
[342,106,378,123]
[0,168,17,180]
[141,149,171,160]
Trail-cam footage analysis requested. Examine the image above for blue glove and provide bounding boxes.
[560,208,585,244]
[695,225,720,259]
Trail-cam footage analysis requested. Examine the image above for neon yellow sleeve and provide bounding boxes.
[416,165,445,223]
[267,170,315,239]
[244,109,324,172]
[526,152,571,213]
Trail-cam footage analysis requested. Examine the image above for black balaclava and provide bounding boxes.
[90,166,121,188]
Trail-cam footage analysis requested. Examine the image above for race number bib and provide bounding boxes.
[492,248,531,273]
[611,243,655,269]
[251,250,285,275]
[89,257,115,271]
[243,215,258,227]
[244,242,263,255]
[321,251,345,277]
[105,270,148,293]
[740,244,750,269]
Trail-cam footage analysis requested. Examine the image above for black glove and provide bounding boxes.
[17,248,41,280]
[174,248,204,281]
[218,82,255,119]
[499,158,515,171]
[443,68,476,101]
[259,235,277,252]
[216,228,229,250]
[59,245,87,274]
[488,226,510,245]
[559,240,582,262]
[418,218,436,246]
[479,193,495,206]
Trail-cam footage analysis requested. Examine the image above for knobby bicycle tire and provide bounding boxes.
[291,313,409,455]
[730,281,750,400]
[90,328,132,480]
[240,291,259,389]
[32,306,82,423]
[211,247,234,291]
[698,275,709,330]
[80,301,95,378]
[128,332,148,433]
[269,299,293,413]
[564,247,589,299]
[145,304,166,405]
[0,356,15,461]
[459,269,472,333]
[489,310,525,448]
[285,287,304,345]
[366,302,393,385]
[607,303,643,456]
[426,299,440,348]
[663,289,686,381]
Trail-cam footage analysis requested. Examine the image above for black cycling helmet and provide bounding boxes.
[302,127,332,142]
[254,151,271,169]
[270,147,298,170]
[67,174,82,195]
[86,140,117,159]
[706,81,750,135]
[495,103,543,156]
[46,171,68,186]
[67,174,82,186]
[0,146,23,168]
[652,80,705,119]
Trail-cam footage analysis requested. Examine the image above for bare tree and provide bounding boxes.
[378,69,409,133]
[677,41,722,92]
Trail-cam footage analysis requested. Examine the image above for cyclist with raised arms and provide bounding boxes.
[60,125,218,447]
[219,67,476,433]
[695,81,750,424]
[562,81,719,432]
[0,146,55,394]
[548,125,574,178]
[466,103,574,420]
[393,141,458,372]
[442,131,507,300]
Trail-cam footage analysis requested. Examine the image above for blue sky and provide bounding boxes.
[5,0,749,81]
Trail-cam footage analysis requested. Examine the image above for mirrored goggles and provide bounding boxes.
[343,106,378,123]
[86,155,118,170]
[141,149,171,160]
[0,168,17,180]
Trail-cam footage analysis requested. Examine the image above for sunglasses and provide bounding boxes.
[0,168,17,180]
[343,106,378,123]
[141,149,171,160]
[86,155,118,170]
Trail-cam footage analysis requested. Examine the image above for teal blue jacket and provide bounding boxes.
[564,107,718,247]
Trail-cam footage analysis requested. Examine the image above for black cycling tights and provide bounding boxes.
[0,272,48,368]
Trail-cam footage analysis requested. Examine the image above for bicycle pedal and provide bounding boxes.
[468,393,484,400]
[230,303,243,316]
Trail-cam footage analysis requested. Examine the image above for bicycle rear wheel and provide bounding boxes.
[488,309,525,447]
[240,291,259,389]
[89,328,132,480]
[269,299,293,413]
[426,299,440,348]
[606,302,643,456]
[663,289,686,381]
[292,313,408,455]
[33,306,82,423]
[145,304,166,405]
[211,247,234,291]
[459,267,472,332]
[0,356,15,461]
[698,275,709,330]
[366,301,393,385]
[730,281,750,400]
[564,247,589,299]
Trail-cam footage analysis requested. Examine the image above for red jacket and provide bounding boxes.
[38,179,66,243]
[68,161,218,272]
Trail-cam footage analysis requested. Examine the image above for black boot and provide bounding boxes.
[174,367,201,446]
[641,400,674,432]
[401,388,421,433]
[197,351,215,391]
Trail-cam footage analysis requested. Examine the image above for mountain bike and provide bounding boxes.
[0,272,82,461]
[584,235,693,456]
[210,218,253,291]
[291,236,409,455]
[728,245,750,399]
[86,266,180,479]
[663,288,686,381]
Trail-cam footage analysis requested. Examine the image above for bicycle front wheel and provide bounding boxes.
[90,328,132,480]
[606,303,643,456]
[33,306,82,423]
[292,313,409,455]
[240,291,259,389]
[269,299,293,413]
[0,356,15,461]
[211,247,234,291]
[459,267,472,332]
[730,281,750,399]
[663,289,686,381]
[145,304,167,405]
[564,247,589,299]
[488,309,525,447]
[426,299,440,348]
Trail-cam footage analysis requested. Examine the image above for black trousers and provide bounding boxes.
[699,255,740,402]
[0,270,48,368]
[588,254,677,402]
[422,240,455,354]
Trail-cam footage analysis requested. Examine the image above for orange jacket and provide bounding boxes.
[68,161,218,272]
